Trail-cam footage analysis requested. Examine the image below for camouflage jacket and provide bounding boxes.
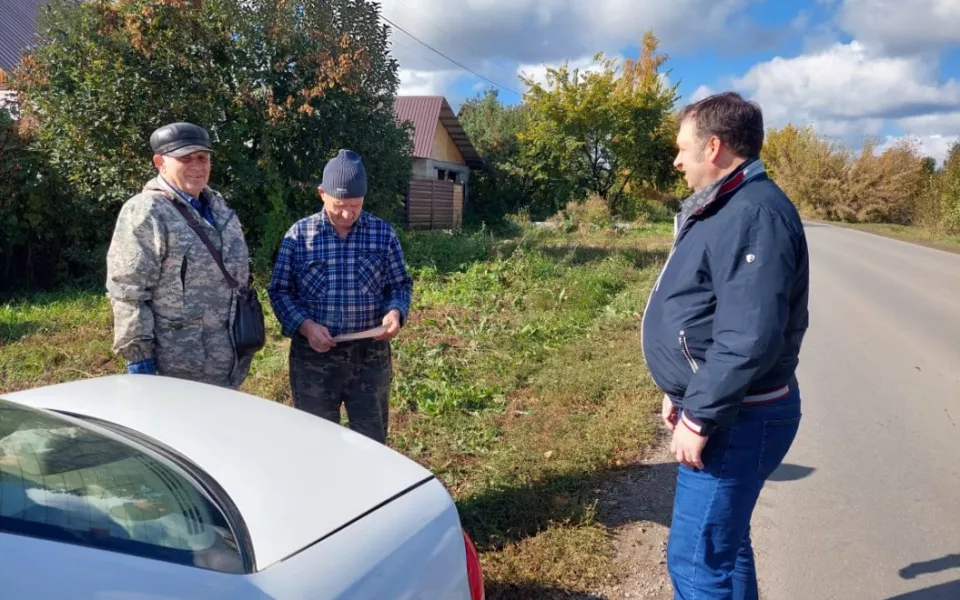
[106,176,252,388]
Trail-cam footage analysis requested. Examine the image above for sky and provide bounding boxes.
[379,0,960,164]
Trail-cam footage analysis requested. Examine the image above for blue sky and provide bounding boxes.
[380,0,960,163]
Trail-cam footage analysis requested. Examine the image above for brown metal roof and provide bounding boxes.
[394,95,484,169]
[0,0,47,74]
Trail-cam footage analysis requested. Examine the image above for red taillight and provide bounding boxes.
[463,529,485,600]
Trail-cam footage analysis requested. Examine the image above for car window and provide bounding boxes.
[0,399,245,574]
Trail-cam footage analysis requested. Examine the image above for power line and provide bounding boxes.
[380,15,522,97]
[393,0,519,77]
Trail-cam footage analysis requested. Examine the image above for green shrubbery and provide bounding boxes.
[4,0,412,291]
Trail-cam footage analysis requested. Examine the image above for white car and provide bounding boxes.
[0,375,484,599]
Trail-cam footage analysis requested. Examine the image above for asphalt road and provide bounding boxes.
[752,223,960,599]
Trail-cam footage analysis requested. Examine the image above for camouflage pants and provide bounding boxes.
[289,334,392,444]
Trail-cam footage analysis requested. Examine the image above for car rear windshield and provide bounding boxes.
[0,399,244,574]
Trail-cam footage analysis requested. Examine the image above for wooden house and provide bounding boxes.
[394,95,484,230]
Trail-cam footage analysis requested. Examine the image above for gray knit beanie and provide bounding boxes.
[321,149,368,199]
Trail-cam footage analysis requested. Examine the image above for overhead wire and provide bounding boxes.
[379,14,523,97]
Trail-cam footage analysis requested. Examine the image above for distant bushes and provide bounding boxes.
[762,125,960,233]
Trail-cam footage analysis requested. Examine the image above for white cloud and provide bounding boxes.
[516,54,619,89]
[898,112,960,138]
[397,69,463,96]
[837,0,960,55]
[689,85,714,103]
[877,134,959,165]
[733,42,960,131]
[381,0,763,84]
[381,0,960,153]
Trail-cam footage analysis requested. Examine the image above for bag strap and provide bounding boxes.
[167,198,239,289]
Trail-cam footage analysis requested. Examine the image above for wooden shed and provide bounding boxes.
[394,95,484,230]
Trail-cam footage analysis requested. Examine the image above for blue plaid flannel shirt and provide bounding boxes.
[267,210,414,338]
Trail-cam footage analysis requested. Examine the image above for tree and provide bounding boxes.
[13,0,412,284]
[840,139,927,224]
[457,88,532,224]
[762,124,849,220]
[936,142,960,233]
[517,31,679,217]
[0,109,72,288]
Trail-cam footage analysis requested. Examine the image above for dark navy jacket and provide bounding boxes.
[641,159,809,436]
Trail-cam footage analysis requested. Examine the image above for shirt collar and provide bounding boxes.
[320,209,369,234]
[160,175,205,205]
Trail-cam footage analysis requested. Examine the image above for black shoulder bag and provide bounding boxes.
[168,199,266,358]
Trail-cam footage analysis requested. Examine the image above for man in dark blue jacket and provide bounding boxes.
[641,91,809,599]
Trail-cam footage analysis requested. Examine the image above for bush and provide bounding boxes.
[0,110,100,291]
[616,186,679,223]
[8,0,411,290]
[552,194,613,231]
[399,229,492,274]
[762,124,960,233]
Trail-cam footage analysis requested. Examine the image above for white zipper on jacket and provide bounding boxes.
[679,330,699,373]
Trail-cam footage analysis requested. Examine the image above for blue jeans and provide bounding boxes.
[667,389,802,599]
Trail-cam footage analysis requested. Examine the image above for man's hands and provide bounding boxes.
[671,422,708,470]
[374,309,402,341]
[301,311,401,351]
[662,394,708,470]
[662,394,678,430]
[300,319,336,353]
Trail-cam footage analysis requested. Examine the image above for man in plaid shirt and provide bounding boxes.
[268,149,413,444]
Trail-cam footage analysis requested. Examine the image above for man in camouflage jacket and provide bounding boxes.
[106,122,253,388]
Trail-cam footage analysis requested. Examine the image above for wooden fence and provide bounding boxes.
[406,179,463,230]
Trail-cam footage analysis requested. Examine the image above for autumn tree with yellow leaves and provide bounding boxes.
[515,32,680,218]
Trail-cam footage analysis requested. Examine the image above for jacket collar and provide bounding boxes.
[149,176,230,229]
[678,157,767,226]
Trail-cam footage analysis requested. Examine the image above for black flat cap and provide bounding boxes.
[149,122,215,157]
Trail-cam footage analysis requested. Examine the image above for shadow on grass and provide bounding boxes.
[486,582,609,600]
[400,227,522,275]
[0,320,41,344]
[457,462,679,552]
[458,459,819,553]
[539,244,670,269]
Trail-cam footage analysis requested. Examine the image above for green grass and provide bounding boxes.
[0,223,674,598]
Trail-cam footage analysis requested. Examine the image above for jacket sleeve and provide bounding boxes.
[105,198,166,365]
[679,205,798,436]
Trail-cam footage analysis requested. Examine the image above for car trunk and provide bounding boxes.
[4,375,435,570]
